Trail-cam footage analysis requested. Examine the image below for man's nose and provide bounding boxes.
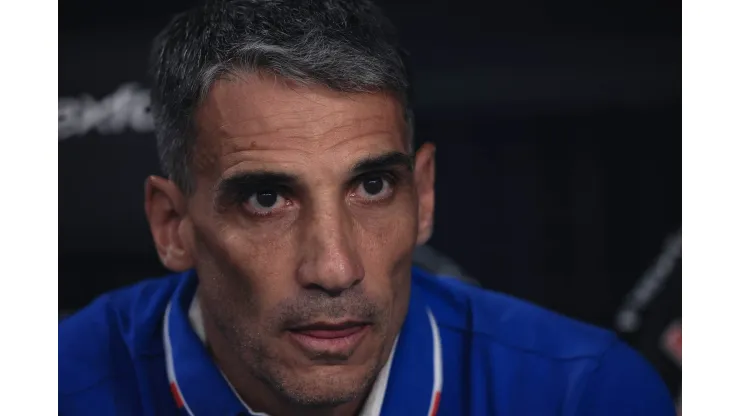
[296,203,364,295]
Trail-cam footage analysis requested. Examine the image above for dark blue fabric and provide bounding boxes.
[59,267,675,415]
[164,270,250,415]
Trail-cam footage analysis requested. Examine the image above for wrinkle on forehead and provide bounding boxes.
[192,74,406,176]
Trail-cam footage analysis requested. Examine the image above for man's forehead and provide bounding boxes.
[191,74,407,176]
[197,75,405,146]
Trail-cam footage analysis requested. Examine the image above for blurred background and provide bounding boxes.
[59,0,681,410]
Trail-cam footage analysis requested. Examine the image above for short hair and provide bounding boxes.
[149,0,413,193]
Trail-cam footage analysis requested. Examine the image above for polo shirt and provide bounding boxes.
[59,267,675,415]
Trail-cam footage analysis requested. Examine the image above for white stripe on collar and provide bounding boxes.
[163,302,196,416]
[426,308,443,416]
[186,293,398,416]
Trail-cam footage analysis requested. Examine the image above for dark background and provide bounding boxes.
[59,0,681,399]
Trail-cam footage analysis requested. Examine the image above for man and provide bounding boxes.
[58,0,675,414]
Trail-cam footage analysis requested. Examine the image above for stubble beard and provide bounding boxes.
[223,319,388,409]
[208,293,391,410]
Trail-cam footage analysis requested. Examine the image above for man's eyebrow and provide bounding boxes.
[216,171,300,201]
[213,152,412,203]
[350,151,414,175]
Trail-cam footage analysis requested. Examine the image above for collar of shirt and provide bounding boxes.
[163,269,443,416]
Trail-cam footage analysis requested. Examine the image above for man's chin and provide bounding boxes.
[270,363,378,408]
[279,388,359,408]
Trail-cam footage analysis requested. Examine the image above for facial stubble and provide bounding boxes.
[205,280,392,408]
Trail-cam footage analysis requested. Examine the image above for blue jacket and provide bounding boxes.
[59,267,675,415]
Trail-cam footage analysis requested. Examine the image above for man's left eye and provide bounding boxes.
[354,176,393,201]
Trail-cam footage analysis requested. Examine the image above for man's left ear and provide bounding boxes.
[414,143,436,245]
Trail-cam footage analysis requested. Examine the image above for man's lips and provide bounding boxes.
[287,322,370,356]
[290,322,367,338]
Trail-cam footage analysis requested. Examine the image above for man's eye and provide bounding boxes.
[354,176,393,201]
[245,190,287,215]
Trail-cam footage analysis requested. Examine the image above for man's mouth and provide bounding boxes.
[287,321,370,357]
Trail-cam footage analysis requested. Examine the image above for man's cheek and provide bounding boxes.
[358,203,416,241]
[221,226,296,267]
[355,224,410,266]
[383,214,417,253]
[360,216,415,293]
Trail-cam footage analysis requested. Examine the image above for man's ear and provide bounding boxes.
[144,176,194,272]
[414,143,436,245]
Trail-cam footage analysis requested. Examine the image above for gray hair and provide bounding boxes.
[149,0,413,193]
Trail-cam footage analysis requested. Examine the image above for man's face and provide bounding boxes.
[165,74,434,407]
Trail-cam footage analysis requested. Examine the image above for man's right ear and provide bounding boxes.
[144,176,194,272]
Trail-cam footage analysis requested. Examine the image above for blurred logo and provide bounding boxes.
[661,319,681,415]
[58,83,154,141]
[615,230,681,333]
[661,319,681,367]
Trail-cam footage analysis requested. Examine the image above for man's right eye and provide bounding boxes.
[244,190,289,216]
